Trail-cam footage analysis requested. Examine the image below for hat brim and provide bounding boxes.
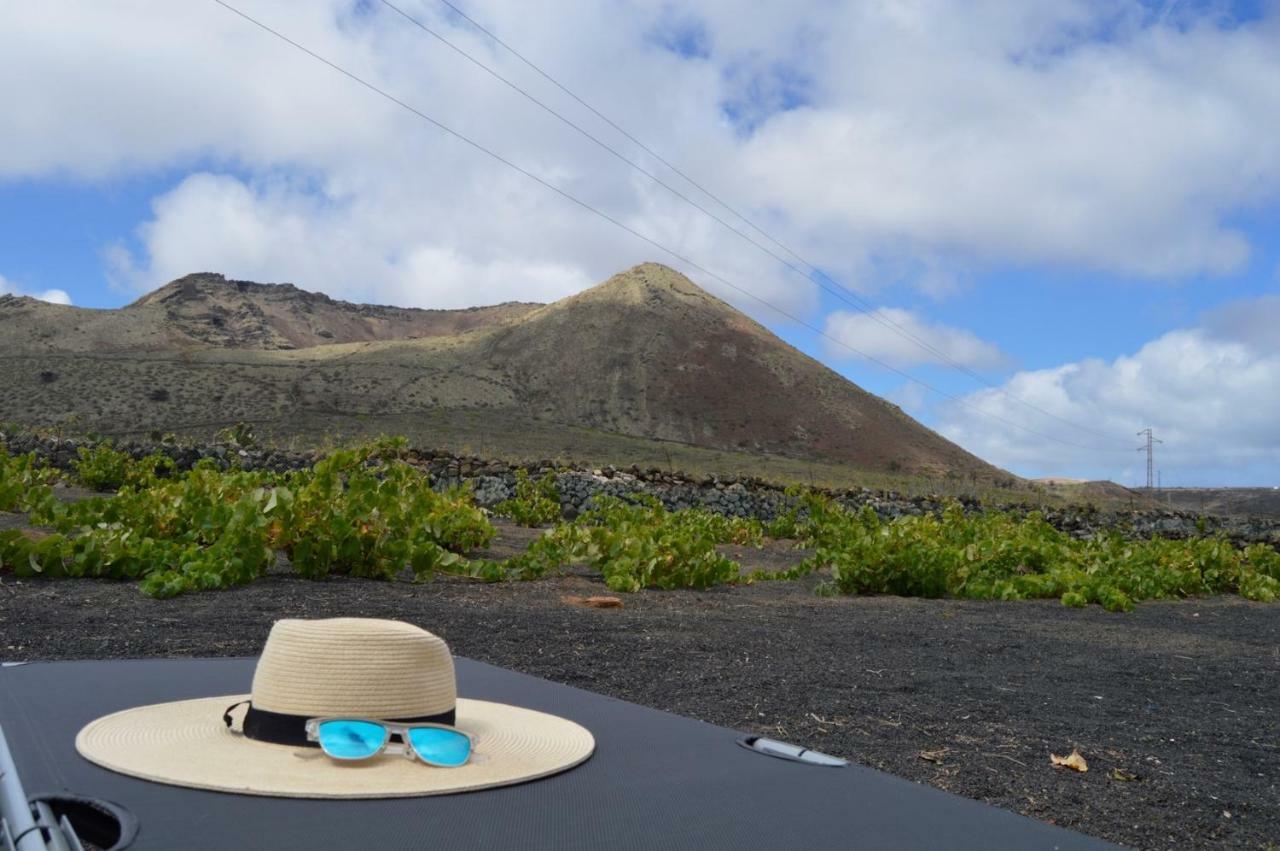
[76,696,595,798]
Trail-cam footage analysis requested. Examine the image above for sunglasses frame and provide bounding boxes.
[304,717,474,767]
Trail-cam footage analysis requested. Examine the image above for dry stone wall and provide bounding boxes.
[5,431,1278,546]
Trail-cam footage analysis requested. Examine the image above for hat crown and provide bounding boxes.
[250,618,456,718]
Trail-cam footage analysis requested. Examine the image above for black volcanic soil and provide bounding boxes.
[1,519,1277,850]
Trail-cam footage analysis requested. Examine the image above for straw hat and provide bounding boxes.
[76,618,595,798]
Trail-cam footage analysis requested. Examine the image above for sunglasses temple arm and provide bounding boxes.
[222,701,249,730]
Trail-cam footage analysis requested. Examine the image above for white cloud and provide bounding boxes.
[0,1,796,315]
[1,0,1278,314]
[824,307,1009,370]
[937,297,1280,485]
[0,274,72,305]
[736,5,1280,281]
[104,168,810,313]
[37,289,71,305]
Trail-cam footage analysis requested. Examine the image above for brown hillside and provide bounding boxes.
[481,264,1002,477]
[0,263,1009,482]
[1158,487,1280,519]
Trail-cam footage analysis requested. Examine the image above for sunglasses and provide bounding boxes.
[304,718,473,767]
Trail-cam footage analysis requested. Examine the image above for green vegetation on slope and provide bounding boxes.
[1,444,1276,607]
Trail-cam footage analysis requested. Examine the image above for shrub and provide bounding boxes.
[73,444,132,492]
[269,451,491,582]
[499,494,742,591]
[493,470,561,526]
[0,443,491,597]
[123,451,177,489]
[216,422,258,449]
[361,434,410,461]
[2,462,279,596]
[0,449,57,513]
[795,498,1280,609]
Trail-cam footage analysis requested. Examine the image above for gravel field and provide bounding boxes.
[1,517,1278,849]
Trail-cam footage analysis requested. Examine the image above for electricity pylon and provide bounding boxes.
[1137,428,1162,490]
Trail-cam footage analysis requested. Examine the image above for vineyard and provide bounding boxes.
[1,442,1278,608]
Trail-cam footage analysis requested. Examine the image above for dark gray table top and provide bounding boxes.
[0,658,1115,850]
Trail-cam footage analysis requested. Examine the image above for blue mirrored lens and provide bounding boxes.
[317,720,385,760]
[407,727,471,767]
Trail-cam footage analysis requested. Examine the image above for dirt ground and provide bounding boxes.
[1,517,1277,849]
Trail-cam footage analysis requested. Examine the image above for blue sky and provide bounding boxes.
[0,177,162,308]
[2,1,1278,486]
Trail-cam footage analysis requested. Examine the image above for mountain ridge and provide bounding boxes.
[1,272,541,353]
[0,263,1010,482]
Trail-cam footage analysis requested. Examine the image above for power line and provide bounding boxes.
[380,1,942,368]
[422,0,1123,446]
[211,0,1129,455]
